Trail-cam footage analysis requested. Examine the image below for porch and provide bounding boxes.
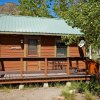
[0,57,92,84]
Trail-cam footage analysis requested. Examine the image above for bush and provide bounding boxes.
[61,91,75,100]
[88,81,100,96]
[77,81,89,93]
[61,81,100,100]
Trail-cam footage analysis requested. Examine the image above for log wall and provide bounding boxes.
[0,34,86,72]
[0,35,24,71]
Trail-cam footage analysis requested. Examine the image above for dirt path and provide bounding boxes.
[0,87,62,100]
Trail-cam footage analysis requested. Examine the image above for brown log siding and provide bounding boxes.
[69,46,86,69]
[0,35,24,71]
[0,35,86,71]
[41,36,55,70]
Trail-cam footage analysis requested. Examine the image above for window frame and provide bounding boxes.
[28,39,37,56]
[56,41,67,57]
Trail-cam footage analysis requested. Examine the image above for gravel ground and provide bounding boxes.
[0,87,62,100]
[0,87,99,100]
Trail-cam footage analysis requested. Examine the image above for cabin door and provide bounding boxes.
[26,37,39,71]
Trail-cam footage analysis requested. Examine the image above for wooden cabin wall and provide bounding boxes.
[0,34,86,72]
[0,35,24,71]
[69,46,86,69]
[41,36,55,57]
[25,36,40,71]
[41,36,55,70]
[19,35,56,71]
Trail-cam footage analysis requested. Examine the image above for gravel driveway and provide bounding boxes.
[0,87,99,100]
[0,87,62,100]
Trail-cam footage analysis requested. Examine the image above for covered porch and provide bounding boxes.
[0,57,92,84]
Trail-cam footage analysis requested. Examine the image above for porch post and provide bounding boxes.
[67,57,70,75]
[45,58,47,76]
[20,58,23,78]
[24,36,27,71]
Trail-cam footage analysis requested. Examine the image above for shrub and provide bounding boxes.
[61,91,75,100]
[77,81,89,93]
[88,81,100,96]
[61,82,76,100]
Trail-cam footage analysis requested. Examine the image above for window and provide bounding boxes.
[56,42,67,57]
[28,39,37,55]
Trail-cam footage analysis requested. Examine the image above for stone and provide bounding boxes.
[69,89,76,94]
[86,81,89,84]
[43,83,49,88]
[19,84,24,90]
[66,82,71,87]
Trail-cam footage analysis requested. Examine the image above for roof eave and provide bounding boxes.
[0,31,82,36]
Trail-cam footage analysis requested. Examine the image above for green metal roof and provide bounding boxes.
[0,14,82,35]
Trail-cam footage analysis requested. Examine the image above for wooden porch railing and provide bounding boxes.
[0,57,88,79]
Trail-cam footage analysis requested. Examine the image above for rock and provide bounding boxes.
[66,82,71,87]
[43,83,49,88]
[52,96,65,100]
[69,89,76,94]
[86,81,89,84]
[19,84,24,90]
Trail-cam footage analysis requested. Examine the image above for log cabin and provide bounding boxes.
[0,14,94,84]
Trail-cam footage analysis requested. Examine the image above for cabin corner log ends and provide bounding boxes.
[0,57,96,84]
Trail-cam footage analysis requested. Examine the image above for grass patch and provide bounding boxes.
[61,81,100,100]
[49,82,66,88]
[61,82,76,100]
[62,92,75,100]
[0,83,43,90]
[0,84,19,90]
[23,83,43,90]
[61,90,75,100]
[84,90,96,100]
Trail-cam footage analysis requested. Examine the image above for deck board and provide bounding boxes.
[0,72,91,81]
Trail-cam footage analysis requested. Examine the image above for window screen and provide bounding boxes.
[56,42,67,57]
[28,39,37,55]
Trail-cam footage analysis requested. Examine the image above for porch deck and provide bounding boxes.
[0,57,92,84]
[0,72,91,84]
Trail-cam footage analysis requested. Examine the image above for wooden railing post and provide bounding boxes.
[67,58,70,75]
[20,58,23,79]
[45,58,47,76]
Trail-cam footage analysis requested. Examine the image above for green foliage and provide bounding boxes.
[61,85,75,100]
[24,83,43,89]
[61,91,75,100]
[0,84,19,92]
[54,0,100,48]
[76,80,100,96]
[18,0,51,17]
[62,81,100,100]
[77,81,89,93]
[84,90,96,100]
[61,35,81,46]
[49,82,66,88]
[88,80,100,96]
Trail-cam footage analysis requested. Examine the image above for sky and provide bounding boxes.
[0,0,19,5]
[0,0,78,17]
[0,0,58,17]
